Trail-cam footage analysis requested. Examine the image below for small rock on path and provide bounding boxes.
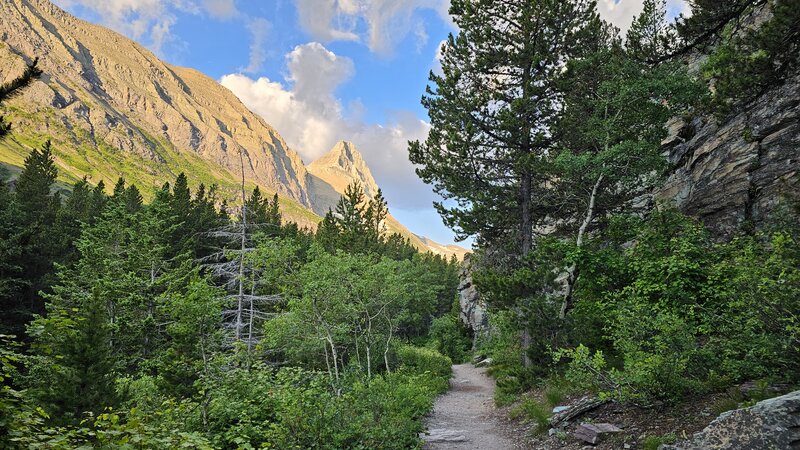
[422,363,518,450]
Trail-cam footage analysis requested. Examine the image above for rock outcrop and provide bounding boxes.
[663,390,800,450]
[657,75,800,238]
[457,256,488,343]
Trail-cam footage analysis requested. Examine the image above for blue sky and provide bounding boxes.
[53,0,687,248]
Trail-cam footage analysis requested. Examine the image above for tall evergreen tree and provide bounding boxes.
[409,0,600,257]
[6,142,61,336]
[0,179,24,335]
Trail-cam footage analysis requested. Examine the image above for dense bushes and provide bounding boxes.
[549,210,800,403]
[0,145,461,448]
[427,314,471,363]
[396,344,452,382]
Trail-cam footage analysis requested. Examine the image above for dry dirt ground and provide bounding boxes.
[422,363,524,450]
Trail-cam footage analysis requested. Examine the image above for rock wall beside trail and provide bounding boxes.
[457,256,489,346]
[657,75,800,238]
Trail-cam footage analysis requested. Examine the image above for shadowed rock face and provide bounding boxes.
[657,75,800,238]
[664,390,800,450]
[0,0,311,205]
[457,256,488,344]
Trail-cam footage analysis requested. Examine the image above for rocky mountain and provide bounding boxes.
[0,0,310,206]
[307,141,470,260]
[308,141,380,204]
[0,0,468,258]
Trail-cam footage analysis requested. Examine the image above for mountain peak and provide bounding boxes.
[308,141,379,198]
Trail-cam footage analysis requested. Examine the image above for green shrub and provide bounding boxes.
[557,209,800,404]
[395,344,452,380]
[509,397,551,435]
[427,315,471,363]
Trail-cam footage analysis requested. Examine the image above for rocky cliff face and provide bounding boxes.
[657,75,800,237]
[457,256,489,344]
[308,141,380,202]
[0,0,311,205]
[307,141,470,259]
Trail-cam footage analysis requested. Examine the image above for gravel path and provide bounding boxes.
[422,363,518,450]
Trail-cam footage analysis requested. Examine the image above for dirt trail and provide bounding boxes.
[422,363,519,450]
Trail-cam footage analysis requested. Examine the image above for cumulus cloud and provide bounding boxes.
[221,42,437,210]
[293,0,451,55]
[597,0,690,35]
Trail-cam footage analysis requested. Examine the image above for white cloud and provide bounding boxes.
[597,0,689,35]
[203,0,238,19]
[53,0,245,56]
[293,0,452,55]
[221,42,436,210]
[243,18,271,73]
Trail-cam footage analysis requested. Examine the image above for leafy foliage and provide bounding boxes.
[0,142,460,447]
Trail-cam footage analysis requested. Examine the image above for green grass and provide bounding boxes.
[508,397,551,435]
[642,432,677,450]
[0,105,322,226]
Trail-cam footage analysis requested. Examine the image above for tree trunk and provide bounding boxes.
[323,337,333,380]
[327,334,339,382]
[520,170,533,256]
[383,314,393,373]
[362,307,373,378]
[236,150,247,342]
[559,173,604,320]
[247,281,255,353]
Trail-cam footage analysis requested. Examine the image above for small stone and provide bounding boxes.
[548,428,558,436]
[573,423,623,445]
[424,429,468,443]
[552,406,572,413]
[475,357,493,367]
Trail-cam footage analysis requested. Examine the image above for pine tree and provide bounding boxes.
[335,182,367,250]
[28,287,117,424]
[265,193,282,227]
[8,143,61,335]
[0,179,24,335]
[553,19,704,318]
[52,177,107,265]
[316,210,340,253]
[409,0,600,257]
[626,0,677,62]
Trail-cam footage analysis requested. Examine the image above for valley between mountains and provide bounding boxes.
[0,0,467,259]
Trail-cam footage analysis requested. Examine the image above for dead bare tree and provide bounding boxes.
[200,149,282,353]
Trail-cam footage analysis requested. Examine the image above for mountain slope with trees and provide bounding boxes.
[0,0,467,258]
